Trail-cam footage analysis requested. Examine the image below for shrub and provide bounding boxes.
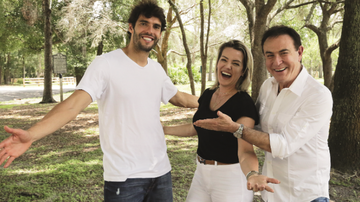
[16,78,23,84]
[168,64,201,84]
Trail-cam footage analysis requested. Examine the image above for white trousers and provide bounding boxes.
[185,157,253,202]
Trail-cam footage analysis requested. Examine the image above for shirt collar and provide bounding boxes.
[270,66,309,97]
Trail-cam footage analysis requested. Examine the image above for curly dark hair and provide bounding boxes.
[127,0,166,38]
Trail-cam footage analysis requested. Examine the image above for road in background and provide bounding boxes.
[0,85,76,102]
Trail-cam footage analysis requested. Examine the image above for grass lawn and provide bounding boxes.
[0,81,359,202]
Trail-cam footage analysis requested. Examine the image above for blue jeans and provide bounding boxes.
[311,197,330,202]
[104,171,173,202]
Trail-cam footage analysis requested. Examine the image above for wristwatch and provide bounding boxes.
[233,124,244,138]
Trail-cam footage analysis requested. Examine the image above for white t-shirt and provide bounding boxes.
[256,68,333,202]
[76,49,178,181]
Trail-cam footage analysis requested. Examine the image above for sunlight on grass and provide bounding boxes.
[83,143,100,147]
[1,114,41,121]
[160,110,196,122]
[83,127,99,135]
[176,81,215,96]
[0,104,19,109]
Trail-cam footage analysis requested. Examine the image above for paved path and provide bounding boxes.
[0,85,76,102]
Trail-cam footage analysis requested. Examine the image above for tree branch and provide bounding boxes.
[269,0,296,22]
[261,0,277,16]
[285,1,317,9]
[330,20,343,29]
[324,39,340,59]
[304,2,317,24]
[205,0,211,57]
[318,0,345,4]
[303,24,321,36]
[238,0,255,42]
[179,3,198,15]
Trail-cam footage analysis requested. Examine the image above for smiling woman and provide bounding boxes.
[211,40,253,93]
[163,40,264,202]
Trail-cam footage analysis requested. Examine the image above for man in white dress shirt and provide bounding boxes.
[194,25,333,202]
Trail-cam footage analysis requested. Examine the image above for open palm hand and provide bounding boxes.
[0,126,33,168]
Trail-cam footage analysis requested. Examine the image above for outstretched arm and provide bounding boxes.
[194,111,271,152]
[169,91,199,108]
[163,123,197,137]
[0,90,92,168]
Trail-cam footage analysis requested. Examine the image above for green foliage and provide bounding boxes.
[16,78,23,84]
[168,64,201,85]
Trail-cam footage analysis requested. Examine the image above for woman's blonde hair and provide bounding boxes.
[210,40,253,92]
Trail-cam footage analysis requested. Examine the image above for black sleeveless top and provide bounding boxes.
[193,88,259,164]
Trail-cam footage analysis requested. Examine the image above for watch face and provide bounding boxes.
[233,124,243,138]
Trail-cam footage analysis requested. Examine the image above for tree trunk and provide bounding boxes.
[329,0,360,173]
[304,1,341,89]
[156,4,176,74]
[41,0,56,103]
[199,0,211,95]
[37,54,42,77]
[316,29,333,89]
[75,66,84,86]
[23,56,26,78]
[208,56,213,81]
[168,0,196,95]
[155,28,170,73]
[97,40,103,56]
[239,0,276,101]
[5,53,10,85]
[251,21,267,101]
[200,0,205,94]
[250,0,277,101]
[0,55,2,85]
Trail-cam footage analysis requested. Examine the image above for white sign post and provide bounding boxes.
[53,53,67,102]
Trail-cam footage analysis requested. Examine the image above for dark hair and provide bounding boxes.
[211,40,253,92]
[261,25,302,53]
[127,0,166,38]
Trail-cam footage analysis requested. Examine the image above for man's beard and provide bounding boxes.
[133,31,159,52]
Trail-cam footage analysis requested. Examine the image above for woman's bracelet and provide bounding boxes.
[246,170,259,180]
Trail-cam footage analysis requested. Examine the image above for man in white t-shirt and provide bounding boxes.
[0,1,198,201]
[194,26,332,202]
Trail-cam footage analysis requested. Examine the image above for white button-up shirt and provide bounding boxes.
[256,68,333,202]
